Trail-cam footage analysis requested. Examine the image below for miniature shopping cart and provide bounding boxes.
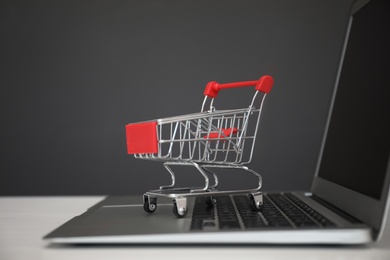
[126,75,274,217]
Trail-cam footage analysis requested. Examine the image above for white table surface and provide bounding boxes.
[1,196,389,260]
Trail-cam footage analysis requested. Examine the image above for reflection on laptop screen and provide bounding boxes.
[317,0,390,200]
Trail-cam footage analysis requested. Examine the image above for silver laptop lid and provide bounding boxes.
[312,0,390,240]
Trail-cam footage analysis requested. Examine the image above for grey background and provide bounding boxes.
[1,0,353,195]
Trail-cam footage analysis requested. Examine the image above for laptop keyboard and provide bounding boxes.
[191,193,335,230]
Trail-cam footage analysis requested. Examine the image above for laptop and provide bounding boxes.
[44,0,390,245]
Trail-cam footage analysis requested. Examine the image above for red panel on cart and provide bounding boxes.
[126,121,158,154]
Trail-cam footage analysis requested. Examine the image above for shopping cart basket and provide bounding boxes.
[126,75,274,217]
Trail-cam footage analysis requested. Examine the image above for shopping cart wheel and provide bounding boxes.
[173,197,187,218]
[249,193,263,211]
[205,195,217,207]
[143,195,157,213]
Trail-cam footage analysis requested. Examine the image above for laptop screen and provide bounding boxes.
[317,0,390,200]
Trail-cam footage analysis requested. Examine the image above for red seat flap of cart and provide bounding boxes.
[205,127,238,139]
[126,121,158,154]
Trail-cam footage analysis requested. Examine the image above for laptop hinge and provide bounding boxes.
[310,195,362,224]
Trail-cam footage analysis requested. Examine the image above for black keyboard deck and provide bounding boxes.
[191,193,336,230]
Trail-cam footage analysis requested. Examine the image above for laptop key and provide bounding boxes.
[284,193,336,227]
[267,194,319,227]
[190,196,215,230]
[216,196,240,229]
[191,194,334,231]
[219,221,240,229]
[262,196,293,227]
[234,195,266,228]
[267,193,336,228]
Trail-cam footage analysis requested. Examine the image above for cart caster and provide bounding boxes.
[173,197,187,218]
[143,195,157,213]
[249,192,263,211]
[205,195,217,207]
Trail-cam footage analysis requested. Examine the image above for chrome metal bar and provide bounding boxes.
[160,163,176,189]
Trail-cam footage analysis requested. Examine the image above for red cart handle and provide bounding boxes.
[203,75,274,98]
